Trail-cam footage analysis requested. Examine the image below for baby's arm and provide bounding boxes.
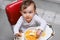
[13,16,23,37]
[34,15,47,37]
[35,15,47,31]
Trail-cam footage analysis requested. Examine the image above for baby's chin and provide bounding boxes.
[26,19,32,23]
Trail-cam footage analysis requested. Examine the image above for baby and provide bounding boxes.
[14,0,47,38]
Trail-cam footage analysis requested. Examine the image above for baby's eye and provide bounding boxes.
[29,11,32,14]
[23,12,26,14]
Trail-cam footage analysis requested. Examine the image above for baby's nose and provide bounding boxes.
[26,13,30,17]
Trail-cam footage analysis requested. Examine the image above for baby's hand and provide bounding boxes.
[36,29,42,38]
[15,32,22,37]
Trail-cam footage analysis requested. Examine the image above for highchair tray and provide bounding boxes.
[14,25,54,40]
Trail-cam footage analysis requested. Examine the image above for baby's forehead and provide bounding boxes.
[21,4,35,12]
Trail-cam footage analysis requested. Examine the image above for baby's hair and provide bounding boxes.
[20,0,36,11]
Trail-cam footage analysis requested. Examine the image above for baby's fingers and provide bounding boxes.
[15,33,22,37]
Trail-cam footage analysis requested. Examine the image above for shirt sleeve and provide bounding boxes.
[13,16,23,35]
[34,15,47,31]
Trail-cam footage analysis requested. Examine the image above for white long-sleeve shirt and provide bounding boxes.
[14,15,47,34]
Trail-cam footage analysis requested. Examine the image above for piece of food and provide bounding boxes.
[41,31,46,37]
[25,30,37,40]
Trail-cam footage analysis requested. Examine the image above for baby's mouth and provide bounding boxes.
[26,18,30,20]
[26,18,31,22]
[26,17,30,20]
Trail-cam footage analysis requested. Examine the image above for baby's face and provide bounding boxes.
[21,4,36,23]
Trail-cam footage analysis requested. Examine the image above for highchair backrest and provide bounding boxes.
[5,0,23,25]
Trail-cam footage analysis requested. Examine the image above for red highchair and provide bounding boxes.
[5,0,23,25]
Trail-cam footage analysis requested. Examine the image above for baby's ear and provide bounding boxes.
[35,10,37,14]
[19,11,22,15]
[19,11,22,14]
[34,10,36,13]
[19,11,21,13]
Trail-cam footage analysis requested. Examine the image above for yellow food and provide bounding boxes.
[25,30,37,40]
[25,30,46,40]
